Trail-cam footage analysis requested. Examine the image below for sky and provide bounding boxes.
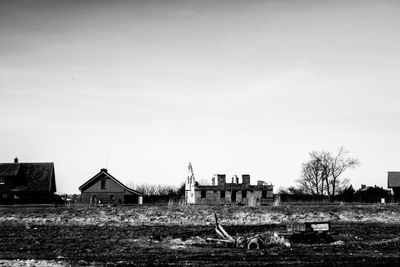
[1,0,400,193]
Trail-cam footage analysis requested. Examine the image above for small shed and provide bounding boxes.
[79,168,142,205]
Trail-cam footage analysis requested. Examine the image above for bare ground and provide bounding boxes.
[0,205,400,266]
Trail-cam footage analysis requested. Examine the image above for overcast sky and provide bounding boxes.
[1,0,400,193]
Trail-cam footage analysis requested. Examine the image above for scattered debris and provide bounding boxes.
[331,240,345,246]
[0,260,67,267]
[207,214,291,249]
[269,232,291,247]
[206,215,338,249]
[284,221,334,243]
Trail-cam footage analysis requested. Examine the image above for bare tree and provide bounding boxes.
[297,156,324,198]
[297,147,359,201]
[155,184,177,196]
[133,183,180,197]
[330,147,359,198]
[313,150,333,197]
[134,183,157,196]
[134,183,147,195]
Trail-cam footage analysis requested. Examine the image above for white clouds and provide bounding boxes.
[287,63,317,79]
[0,68,18,77]
[0,0,400,192]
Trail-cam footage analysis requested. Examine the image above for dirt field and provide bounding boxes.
[1,205,400,266]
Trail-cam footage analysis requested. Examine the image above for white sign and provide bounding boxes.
[311,223,329,231]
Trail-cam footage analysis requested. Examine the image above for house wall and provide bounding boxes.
[82,176,125,193]
[388,172,400,188]
[81,175,126,204]
[195,190,231,205]
[123,194,140,204]
[14,191,55,204]
[0,163,56,205]
[0,170,27,204]
[185,174,196,204]
[81,191,126,204]
[194,189,273,205]
[80,175,141,204]
[0,176,15,204]
[81,191,140,204]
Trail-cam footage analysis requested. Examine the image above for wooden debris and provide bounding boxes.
[214,214,235,243]
[211,214,290,249]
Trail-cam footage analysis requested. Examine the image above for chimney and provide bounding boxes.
[101,168,108,173]
[242,174,250,185]
[257,180,265,186]
[14,157,18,163]
[217,174,226,186]
[212,177,215,186]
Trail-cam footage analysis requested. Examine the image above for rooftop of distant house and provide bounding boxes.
[0,157,56,192]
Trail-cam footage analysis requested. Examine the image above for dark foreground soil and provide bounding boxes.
[1,222,400,266]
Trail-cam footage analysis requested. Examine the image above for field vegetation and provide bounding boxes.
[1,204,400,265]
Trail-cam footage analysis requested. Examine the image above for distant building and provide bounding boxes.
[0,158,57,204]
[388,172,400,201]
[359,184,373,192]
[355,184,389,203]
[79,168,142,205]
[185,163,274,205]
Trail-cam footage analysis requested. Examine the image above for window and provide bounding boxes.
[220,191,225,199]
[262,190,267,199]
[201,191,206,198]
[101,179,106,189]
[1,193,7,199]
[0,177,4,185]
[242,190,247,198]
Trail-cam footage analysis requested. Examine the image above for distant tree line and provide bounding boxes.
[279,184,391,203]
[278,147,393,203]
[340,185,390,203]
[131,183,185,204]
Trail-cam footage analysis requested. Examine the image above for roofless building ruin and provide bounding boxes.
[185,163,273,205]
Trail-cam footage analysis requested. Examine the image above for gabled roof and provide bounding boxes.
[79,169,142,196]
[0,162,56,192]
[0,163,20,176]
[20,163,55,192]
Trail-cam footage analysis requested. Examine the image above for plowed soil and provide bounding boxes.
[0,205,400,266]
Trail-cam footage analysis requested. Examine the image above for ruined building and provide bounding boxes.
[185,163,274,205]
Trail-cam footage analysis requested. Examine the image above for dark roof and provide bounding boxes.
[0,162,56,192]
[20,163,55,192]
[388,172,400,188]
[196,183,273,191]
[79,169,142,196]
[359,186,373,192]
[0,163,20,176]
